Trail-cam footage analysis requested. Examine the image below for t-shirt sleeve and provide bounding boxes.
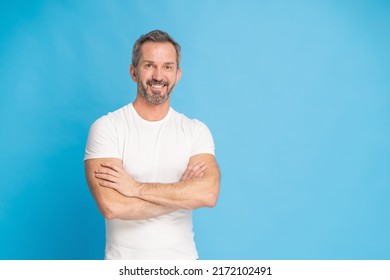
[84,115,121,161]
[190,120,215,156]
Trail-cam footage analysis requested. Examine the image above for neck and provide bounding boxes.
[133,94,171,121]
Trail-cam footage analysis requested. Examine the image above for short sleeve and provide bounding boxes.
[190,120,215,156]
[84,115,121,161]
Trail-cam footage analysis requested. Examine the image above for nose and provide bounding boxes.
[152,67,163,81]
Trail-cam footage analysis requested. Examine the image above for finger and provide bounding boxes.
[187,162,205,177]
[189,161,203,168]
[100,162,120,172]
[188,168,205,179]
[180,161,206,181]
[192,161,205,170]
[182,165,206,181]
[180,169,190,181]
[186,165,202,178]
[186,161,201,173]
[95,172,117,183]
[192,165,206,177]
[98,179,117,189]
[180,163,197,181]
[181,163,198,181]
[95,166,119,176]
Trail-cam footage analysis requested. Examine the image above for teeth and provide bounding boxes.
[151,85,164,88]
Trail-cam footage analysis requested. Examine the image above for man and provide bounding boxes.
[84,30,220,260]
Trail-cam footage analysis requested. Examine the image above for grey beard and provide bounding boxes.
[138,82,174,105]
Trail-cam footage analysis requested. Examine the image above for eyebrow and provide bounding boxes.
[142,60,176,65]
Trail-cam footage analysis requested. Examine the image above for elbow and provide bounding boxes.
[183,192,218,211]
[98,202,121,220]
[206,179,220,208]
[98,200,144,221]
[204,192,218,208]
[200,182,220,209]
[99,205,116,220]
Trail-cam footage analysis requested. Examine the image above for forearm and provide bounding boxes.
[136,167,220,210]
[132,154,220,210]
[93,154,221,212]
[92,179,179,220]
[106,195,179,220]
[85,158,178,220]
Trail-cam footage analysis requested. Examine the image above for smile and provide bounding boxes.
[151,84,165,89]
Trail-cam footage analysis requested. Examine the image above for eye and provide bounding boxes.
[144,63,153,69]
[165,65,173,71]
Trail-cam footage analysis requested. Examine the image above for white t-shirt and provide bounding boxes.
[84,103,215,259]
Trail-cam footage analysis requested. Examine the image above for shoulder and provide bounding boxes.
[85,105,131,160]
[91,104,131,129]
[170,109,215,155]
[170,108,210,132]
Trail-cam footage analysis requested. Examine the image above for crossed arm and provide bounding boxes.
[84,153,220,220]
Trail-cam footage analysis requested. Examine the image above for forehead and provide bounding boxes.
[139,42,177,64]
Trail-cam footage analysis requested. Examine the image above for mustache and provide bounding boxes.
[146,79,169,86]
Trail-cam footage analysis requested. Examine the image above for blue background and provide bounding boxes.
[1,0,389,260]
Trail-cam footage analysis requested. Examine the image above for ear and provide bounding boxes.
[176,68,182,83]
[130,64,137,82]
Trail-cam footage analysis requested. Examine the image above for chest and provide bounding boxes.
[119,122,192,183]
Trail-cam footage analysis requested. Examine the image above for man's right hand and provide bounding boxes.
[180,161,206,181]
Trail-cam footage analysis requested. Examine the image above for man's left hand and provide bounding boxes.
[95,162,139,197]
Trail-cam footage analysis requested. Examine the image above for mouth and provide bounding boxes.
[150,84,165,89]
[147,80,168,89]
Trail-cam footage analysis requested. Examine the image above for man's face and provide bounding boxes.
[131,42,182,105]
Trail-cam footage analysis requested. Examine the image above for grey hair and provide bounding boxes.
[132,30,181,69]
